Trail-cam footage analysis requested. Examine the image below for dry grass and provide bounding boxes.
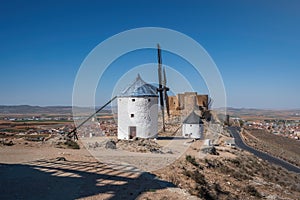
[155,149,300,200]
[243,128,300,167]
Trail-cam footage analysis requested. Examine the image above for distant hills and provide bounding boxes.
[0,105,72,115]
[217,107,300,120]
[0,105,113,115]
[1,105,299,118]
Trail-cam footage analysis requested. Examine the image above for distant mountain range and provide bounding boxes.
[217,107,300,119]
[0,105,113,115]
[1,105,299,117]
[217,107,300,112]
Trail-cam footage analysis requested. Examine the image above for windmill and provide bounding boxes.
[67,44,170,139]
[157,44,170,132]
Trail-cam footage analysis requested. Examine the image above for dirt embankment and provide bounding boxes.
[241,128,300,167]
[155,147,300,200]
[1,131,300,200]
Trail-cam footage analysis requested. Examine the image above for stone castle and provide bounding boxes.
[168,92,209,115]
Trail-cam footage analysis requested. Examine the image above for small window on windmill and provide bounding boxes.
[148,99,151,102]
[190,124,192,127]
[132,99,135,102]
[131,114,134,118]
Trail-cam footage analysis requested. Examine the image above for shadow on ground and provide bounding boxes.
[157,136,187,140]
[0,159,175,200]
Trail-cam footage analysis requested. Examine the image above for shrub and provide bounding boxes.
[193,170,206,185]
[197,186,216,200]
[183,169,206,185]
[290,183,300,193]
[204,159,216,168]
[167,173,180,185]
[243,185,262,197]
[64,140,80,149]
[232,169,250,181]
[186,155,199,168]
[230,158,241,167]
[218,164,232,174]
[213,183,229,195]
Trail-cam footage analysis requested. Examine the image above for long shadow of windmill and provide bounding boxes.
[67,44,171,140]
[0,159,175,200]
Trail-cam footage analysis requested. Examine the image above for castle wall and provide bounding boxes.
[168,92,209,114]
[184,92,197,113]
[196,95,209,109]
[177,94,185,110]
[168,96,178,111]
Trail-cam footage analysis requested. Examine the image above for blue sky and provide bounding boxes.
[0,0,299,109]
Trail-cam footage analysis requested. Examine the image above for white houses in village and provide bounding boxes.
[117,74,158,140]
[182,111,204,139]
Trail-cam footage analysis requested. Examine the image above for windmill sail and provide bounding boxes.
[67,96,117,140]
[163,67,170,117]
[157,44,166,132]
[157,44,171,131]
[157,44,164,108]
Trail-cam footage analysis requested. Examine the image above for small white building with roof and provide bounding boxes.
[117,74,158,140]
[182,111,204,139]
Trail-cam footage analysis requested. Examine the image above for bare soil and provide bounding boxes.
[1,135,300,200]
[242,128,300,167]
[155,144,300,200]
[0,138,196,200]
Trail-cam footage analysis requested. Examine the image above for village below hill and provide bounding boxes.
[1,105,300,199]
[227,108,300,141]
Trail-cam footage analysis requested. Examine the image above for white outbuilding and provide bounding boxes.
[117,74,158,140]
[182,111,204,139]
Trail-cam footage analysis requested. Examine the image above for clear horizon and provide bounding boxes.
[1,104,300,111]
[1,1,300,109]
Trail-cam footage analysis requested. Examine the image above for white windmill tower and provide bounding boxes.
[182,111,204,139]
[117,74,159,140]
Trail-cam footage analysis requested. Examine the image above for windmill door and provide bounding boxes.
[129,126,136,139]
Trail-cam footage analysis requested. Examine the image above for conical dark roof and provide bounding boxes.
[182,111,203,124]
[120,74,158,97]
